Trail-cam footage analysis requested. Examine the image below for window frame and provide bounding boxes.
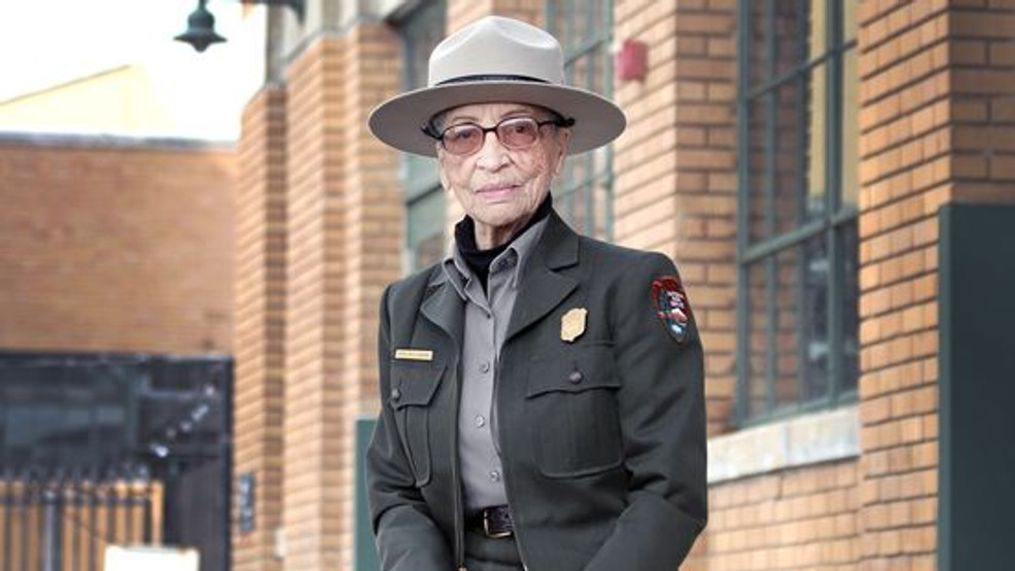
[394,0,447,273]
[735,0,860,426]
[545,0,615,239]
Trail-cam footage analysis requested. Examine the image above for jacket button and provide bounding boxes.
[391,388,401,401]
[568,370,583,384]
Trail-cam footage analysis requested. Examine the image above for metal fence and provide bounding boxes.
[0,466,160,571]
[0,351,231,571]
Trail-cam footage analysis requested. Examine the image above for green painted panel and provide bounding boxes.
[938,203,1015,571]
[355,416,379,571]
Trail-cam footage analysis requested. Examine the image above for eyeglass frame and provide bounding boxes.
[422,114,576,156]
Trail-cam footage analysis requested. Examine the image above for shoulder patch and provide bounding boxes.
[651,276,692,343]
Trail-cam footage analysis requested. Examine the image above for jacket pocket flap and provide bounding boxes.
[525,346,618,398]
[389,362,445,408]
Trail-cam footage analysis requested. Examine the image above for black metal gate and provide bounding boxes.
[0,351,232,571]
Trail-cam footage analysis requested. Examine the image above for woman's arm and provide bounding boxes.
[367,285,454,571]
[584,252,708,570]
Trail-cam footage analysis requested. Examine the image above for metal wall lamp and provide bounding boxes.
[175,0,304,52]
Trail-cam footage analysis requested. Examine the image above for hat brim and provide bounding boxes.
[368,81,626,157]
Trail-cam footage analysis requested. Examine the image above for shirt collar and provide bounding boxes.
[443,215,550,299]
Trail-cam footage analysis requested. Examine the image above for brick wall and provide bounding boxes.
[0,137,235,354]
[692,460,860,571]
[277,22,404,571]
[233,85,287,571]
[282,37,346,571]
[613,0,737,437]
[856,1,1015,569]
[336,22,405,570]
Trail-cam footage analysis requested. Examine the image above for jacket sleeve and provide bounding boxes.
[584,252,708,570]
[367,285,454,571]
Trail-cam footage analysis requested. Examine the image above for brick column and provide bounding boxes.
[336,22,405,570]
[283,37,347,571]
[234,85,287,571]
[280,22,404,571]
[613,0,737,438]
[856,1,1015,568]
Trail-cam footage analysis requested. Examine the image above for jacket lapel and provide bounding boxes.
[420,270,465,350]
[506,211,580,342]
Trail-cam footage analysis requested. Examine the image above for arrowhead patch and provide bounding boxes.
[651,276,692,343]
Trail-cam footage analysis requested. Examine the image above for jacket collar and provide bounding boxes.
[420,209,581,346]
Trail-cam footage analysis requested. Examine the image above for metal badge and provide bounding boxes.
[394,348,434,362]
[560,307,588,343]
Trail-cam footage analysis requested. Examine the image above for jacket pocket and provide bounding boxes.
[388,361,445,487]
[526,343,623,478]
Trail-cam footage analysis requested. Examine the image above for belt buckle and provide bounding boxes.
[482,509,512,539]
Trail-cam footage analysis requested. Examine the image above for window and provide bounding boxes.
[545,0,614,239]
[396,0,447,272]
[736,0,859,424]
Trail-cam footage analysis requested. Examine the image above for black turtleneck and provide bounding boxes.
[454,195,553,292]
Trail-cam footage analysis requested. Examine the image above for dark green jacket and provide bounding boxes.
[368,211,707,570]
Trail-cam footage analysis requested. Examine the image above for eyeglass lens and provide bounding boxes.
[442,117,542,155]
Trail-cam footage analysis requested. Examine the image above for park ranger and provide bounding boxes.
[367,15,707,571]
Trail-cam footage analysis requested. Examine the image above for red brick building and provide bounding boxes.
[233,1,1015,570]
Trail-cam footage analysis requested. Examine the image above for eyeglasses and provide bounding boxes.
[424,116,574,156]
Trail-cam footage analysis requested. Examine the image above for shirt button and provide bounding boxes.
[568,370,583,384]
[489,470,501,482]
[474,415,486,428]
[479,362,491,374]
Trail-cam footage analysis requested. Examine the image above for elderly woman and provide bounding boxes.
[367,16,706,571]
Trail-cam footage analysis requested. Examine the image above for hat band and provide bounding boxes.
[435,74,552,86]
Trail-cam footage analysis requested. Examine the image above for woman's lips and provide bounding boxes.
[476,184,521,201]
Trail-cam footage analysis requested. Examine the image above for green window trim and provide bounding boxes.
[735,0,860,426]
[396,0,448,273]
[545,0,615,240]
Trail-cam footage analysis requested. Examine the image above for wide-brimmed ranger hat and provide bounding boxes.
[368,16,626,157]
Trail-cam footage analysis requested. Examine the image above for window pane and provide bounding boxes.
[806,0,827,63]
[557,149,610,237]
[745,235,830,420]
[749,70,827,244]
[547,0,613,239]
[841,47,859,211]
[407,188,446,271]
[839,220,860,394]
[747,93,772,242]
[400,0,445,90]
[547,0,608,56]
[747,0,768,88]
[844,0,857,42]
[746,259,772,420]
[806,64,828,219]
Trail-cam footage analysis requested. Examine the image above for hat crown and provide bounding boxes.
[428,16,565,87]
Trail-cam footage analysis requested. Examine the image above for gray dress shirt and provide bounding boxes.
[442,217,549,513]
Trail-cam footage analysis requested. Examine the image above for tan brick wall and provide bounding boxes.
[856,1,1015,569]
[335,22,405,570]
[277,23,403,571]
[688,460,861,571]
[283,37,347,571]
[233,85,287,571]
[613,0,737,437]
[0,138,235,354]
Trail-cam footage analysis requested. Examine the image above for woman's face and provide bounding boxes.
[435,102,570,247]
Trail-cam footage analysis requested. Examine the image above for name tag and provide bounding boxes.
[394,348,434,362]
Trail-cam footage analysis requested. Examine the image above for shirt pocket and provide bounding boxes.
[388,360,445,487]
[525,343,623,478]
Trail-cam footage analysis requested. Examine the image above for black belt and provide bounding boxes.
[467,505,514,538]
